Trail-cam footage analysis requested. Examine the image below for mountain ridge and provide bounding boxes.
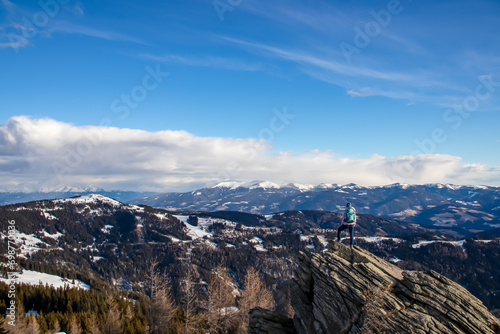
[131,181,500,237]
[0,188,155,206]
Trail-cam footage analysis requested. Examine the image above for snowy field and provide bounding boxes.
[357,236,404,244]
[0,270,90,290]
[174,215,213,240]
[0,231,49,258]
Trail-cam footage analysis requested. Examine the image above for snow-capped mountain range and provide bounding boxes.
[131,180,500,235]
[2,180,499,236]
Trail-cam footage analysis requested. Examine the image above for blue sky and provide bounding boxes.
[0,0,499,191]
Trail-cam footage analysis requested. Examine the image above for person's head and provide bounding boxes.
[346,202,351,207]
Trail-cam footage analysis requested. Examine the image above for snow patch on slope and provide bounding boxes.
[42,230,64,240]
[412,239,467,250]
[0,270,90,290]
[0,231,49,257]
[174,215,213,240]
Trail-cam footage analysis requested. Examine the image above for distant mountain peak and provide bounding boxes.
[212,180,287,190]
[55,194,123,207]
[0,185,104,194]
[246,180,282,189]
[211,181,245,190]
[212,180,337,191]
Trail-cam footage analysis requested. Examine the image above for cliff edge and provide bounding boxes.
[250,242,500,334]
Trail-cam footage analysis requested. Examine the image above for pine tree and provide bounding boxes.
[237,267,275,333]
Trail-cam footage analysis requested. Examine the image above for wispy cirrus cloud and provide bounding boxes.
[0,1,146,50]
[1,116,498,192]
[49,21,150,45]
[346,88,372,97]
[1,0,14,8]
[221,36,417,83]
[221,36,447,102]
[239,1,352,34]
[220,33,500,108]
[0,35,28,49]
[214,0,500,109]
[139,53,264,72]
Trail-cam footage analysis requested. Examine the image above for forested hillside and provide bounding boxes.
[0,195,498,333]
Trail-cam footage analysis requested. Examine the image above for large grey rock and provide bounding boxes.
[292,242,500,334]
[249,242,500,334]
[248,307,296,334]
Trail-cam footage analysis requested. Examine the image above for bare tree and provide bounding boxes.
[207,265,238,333]
[361,287,392,334]
[281,284,295,319]
[88,314,102,334]
[0,317,7,334]
[147,259,176,334]
[48,319,61,334]
[68,315,82,334]
[103,296,122,334]
[6,301,28,334]
[181,265,203,334]
[237,267,275,333]
[25,314,39,334]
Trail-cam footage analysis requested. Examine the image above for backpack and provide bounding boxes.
[345,207,356,224]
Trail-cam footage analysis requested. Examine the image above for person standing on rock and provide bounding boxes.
[337,202,356,248]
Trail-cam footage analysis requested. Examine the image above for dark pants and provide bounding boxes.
[337,224,354,246]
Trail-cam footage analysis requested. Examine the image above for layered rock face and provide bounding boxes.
[250,242,500,334]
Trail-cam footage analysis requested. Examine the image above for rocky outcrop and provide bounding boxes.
[250,242,500,334]
[248,307,296,334]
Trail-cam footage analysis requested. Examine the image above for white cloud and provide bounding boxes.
[0,116,498,192]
